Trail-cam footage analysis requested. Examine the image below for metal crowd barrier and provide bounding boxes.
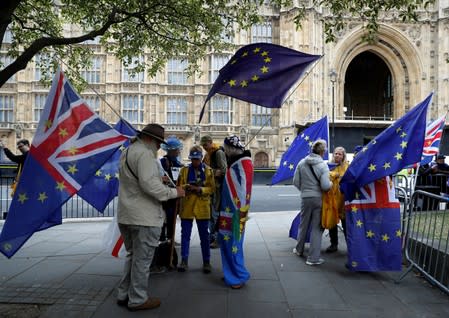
[396,190,449,295]
[0,176,115,220]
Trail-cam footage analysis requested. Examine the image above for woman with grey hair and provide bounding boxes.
[293,139,332,265]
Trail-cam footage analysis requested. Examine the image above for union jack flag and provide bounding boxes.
[0,69,128,258]
[344,177,402,271]
[421,115,446,165]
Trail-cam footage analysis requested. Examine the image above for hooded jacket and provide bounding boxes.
[293,153,332,198]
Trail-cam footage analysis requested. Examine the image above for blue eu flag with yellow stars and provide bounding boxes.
[77,119,136,212]
[340,93,432,202]
[199,43,321,122]
[271,116,329,185]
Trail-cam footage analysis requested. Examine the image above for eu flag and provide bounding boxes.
[340,93,432,201]
[0,70,127,258]
[271,116,329,185]
[199,43,321,122]
[77,119,136,212]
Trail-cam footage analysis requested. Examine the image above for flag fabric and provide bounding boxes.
[345,176,402,271]
[420,115,445,165]
[77,119,136,212]
[288,212,311,243]
[103,214,126,258]
[340,93,432,202]
[199,43,321,122]
[271,116,329,185]
[0,70,128,258]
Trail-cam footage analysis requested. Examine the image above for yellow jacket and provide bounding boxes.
[329,161,349,219]
[177,165,215,220]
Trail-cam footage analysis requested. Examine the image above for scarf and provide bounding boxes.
[187,163,206,186]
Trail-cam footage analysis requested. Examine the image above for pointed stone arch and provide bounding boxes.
[332,24,423,119]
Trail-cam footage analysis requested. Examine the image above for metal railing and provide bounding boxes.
[396,190,449,295]
[0,176,115,220]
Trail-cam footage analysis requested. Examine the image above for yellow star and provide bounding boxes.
[368,163,376,172]
[394,152,403,160]
[95,170,102,176]
[18,193,28,204]
[68,147,78,155]
[37,192,48,203]
[304,135,310,141]
[221,220,227,227]
[372,140,377,144]
[104,174,111,181]
[362,146,368,152]
[366,230,375,238]
[234,197,240,205]
[240,80,248,87]
[56,181,66,191]
[119,145,126,152]
[230,59,237,64]
[264,57,271,63]
[355,192,360,199]
[2,243,12,252]
[45,120,53,129]
[356,220,363,227]
[58,128,68,137]
[289,164,294,170]
[401,132,407,138]
[241,51,249,57]
[232,246,238,254]
[115,172,119,178]
[283,161,287,166]
[251,75,259,82]
[253,47,261,53]
[223,234,230,241]
[260,66,269,73]
[400,141,408,149]
[396,229,402,237]
[383,162,391,170]
[351,206,358,213]
[225,206,231,213]
[351,261,358,268]
[396,126,402,133]
[382,233,390,242]
[261,51,269,56]
[228,79,236,87]
[308,141,313,147]
[67,164,78,175]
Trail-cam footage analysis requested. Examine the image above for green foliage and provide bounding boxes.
[0,0,437,89]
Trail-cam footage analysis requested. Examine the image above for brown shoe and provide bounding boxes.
[128,297,161,311]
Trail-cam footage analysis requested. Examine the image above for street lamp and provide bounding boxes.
[329,69,337,151]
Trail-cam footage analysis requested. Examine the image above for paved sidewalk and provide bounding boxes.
[0,212,448,318]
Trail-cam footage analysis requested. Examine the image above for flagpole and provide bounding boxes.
[54,56,135,133]
[245,56,323,147]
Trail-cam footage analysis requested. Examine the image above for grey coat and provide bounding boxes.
[293,153,332,198]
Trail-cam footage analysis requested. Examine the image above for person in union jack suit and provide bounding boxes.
[218,135,253,289]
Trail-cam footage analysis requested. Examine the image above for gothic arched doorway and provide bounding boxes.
[254,152,269,168]
[344,51,393,120]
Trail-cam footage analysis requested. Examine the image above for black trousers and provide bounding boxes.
[328,219,347,246]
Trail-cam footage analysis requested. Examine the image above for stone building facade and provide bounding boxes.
[0,1,448,167]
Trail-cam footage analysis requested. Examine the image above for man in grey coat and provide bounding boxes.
[293,139,332,265]
[116,123,185,311]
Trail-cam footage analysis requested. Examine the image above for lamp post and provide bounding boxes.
[329,70,337,151]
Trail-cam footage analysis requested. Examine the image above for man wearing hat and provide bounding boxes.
[159,136,184,243]
[431,154,449,174]
[200,135,227,248]
[176,145,215,273]
[116,123,185,311]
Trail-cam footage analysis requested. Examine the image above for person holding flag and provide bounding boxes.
[293,139,332,265]
[116,123,185,311]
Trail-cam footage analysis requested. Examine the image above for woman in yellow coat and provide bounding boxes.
[325,146,349,253]
[177,146,215,273]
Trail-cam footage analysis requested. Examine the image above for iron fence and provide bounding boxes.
[396,190,449,295]
[0,176,115,220]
